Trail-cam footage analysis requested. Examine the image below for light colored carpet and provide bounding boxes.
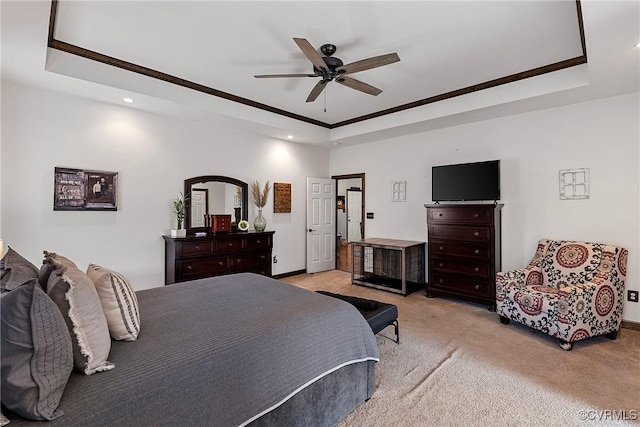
[282,270,640,427]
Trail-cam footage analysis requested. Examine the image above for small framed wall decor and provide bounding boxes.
[54,167,118,211]
[273,182,292,213]
[391,181,406,202]
[559,168,590,200]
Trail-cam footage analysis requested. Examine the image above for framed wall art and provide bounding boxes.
[273,182,291,213]
[54,167,118,211]
[559,168,590,200]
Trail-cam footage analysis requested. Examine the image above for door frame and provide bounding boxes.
[332,173,365,270]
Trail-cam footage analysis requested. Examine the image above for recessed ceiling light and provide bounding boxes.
[123,97,134,103]
[287,135,293,139]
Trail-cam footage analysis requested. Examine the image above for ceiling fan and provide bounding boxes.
[254,38,400,103]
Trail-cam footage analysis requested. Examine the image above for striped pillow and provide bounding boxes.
[86,264,140,341]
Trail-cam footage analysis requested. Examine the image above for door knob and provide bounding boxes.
[308,229,315,232]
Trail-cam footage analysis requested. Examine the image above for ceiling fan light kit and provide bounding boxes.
[255,38,400,103]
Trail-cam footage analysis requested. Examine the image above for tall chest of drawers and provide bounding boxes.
[425,204,503,309]
[163,231,274,285]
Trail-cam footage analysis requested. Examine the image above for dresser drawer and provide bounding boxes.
[214,237,246,253]
[178,256,229,280]
[429,273,491,297]
[428,207,492,224]
[179,241,214,257]
[230,252,270,271]
[246,234,272,248]
[429,225,491,242]
[430,258,491,279]
[429,241,490,259]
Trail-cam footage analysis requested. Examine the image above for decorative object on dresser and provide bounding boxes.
[237,220,249,232]
[170,191,189,238]
[163,231,274,284]
[496,239,627,351]
[251,180,271,232]
[425,204,503,310]
[209,214,232,233]
[351,238,425,296]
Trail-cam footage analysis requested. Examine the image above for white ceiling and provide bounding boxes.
[2,1,639,147]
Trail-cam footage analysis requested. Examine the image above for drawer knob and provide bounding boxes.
[228,242,233,247]
[439,262,443,267]
[475,284,480,290]
[261,255,266,259]
[474,267,480,272]
[439,278,444,284]
[438,213,443,217]
[236,258,241,263]
[473,213,479,218]
[256,240,262,244]
[474,249,480,255]
[195,245,200,250]
[187,265,192,270]
[474,231,480,237]
[439,246,444,251]
[219,261,224,266]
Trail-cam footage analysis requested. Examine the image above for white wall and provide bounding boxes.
[331,93,640,322]
[1,81,329,289]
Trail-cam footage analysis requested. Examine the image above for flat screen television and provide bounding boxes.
[432,160,500,202]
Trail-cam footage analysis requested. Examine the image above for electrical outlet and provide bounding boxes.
[273,255,278,264]
[628,290,639,303]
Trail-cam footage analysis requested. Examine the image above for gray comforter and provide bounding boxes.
[8,273,379,426]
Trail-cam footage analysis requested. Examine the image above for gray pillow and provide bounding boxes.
[1,247,38,292]
[0,279,73,420]
[45,253,115,375]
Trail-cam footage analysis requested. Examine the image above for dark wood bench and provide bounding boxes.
[316,291,399,344]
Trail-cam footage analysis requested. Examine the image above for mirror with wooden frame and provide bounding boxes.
[184,176,248,234]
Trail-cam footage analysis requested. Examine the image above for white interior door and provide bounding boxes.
[347,189,362,242]
[191,189,207,228]
[306,177,335,273]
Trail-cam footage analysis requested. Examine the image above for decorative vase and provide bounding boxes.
[253,209,266,232]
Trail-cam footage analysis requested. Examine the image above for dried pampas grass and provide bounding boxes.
[251,180,271,208]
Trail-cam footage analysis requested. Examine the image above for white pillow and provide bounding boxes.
[87,264,140,341]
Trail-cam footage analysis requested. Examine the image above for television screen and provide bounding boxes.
[432,160,500,201]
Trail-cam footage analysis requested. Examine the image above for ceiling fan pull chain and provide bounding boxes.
[324,86,327,113]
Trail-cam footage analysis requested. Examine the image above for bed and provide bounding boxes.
[3,272,379,426]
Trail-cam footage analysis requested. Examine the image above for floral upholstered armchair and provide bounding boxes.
[496,239,628,350]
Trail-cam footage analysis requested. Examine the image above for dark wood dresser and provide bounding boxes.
[425,204,503,309]
[163,231,274,285]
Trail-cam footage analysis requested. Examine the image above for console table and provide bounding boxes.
[163,231,274,285]
[351,238,425,296]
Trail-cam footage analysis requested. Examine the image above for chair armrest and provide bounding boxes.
[557,277,623,331]
[496,266,542,286]
[496,269,525,285]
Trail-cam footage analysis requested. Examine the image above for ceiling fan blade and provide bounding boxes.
[254,74,316,78]
[306,80,329,103]
[337,53,400,75]
[293,38,328,72]
[335,76,382,96]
